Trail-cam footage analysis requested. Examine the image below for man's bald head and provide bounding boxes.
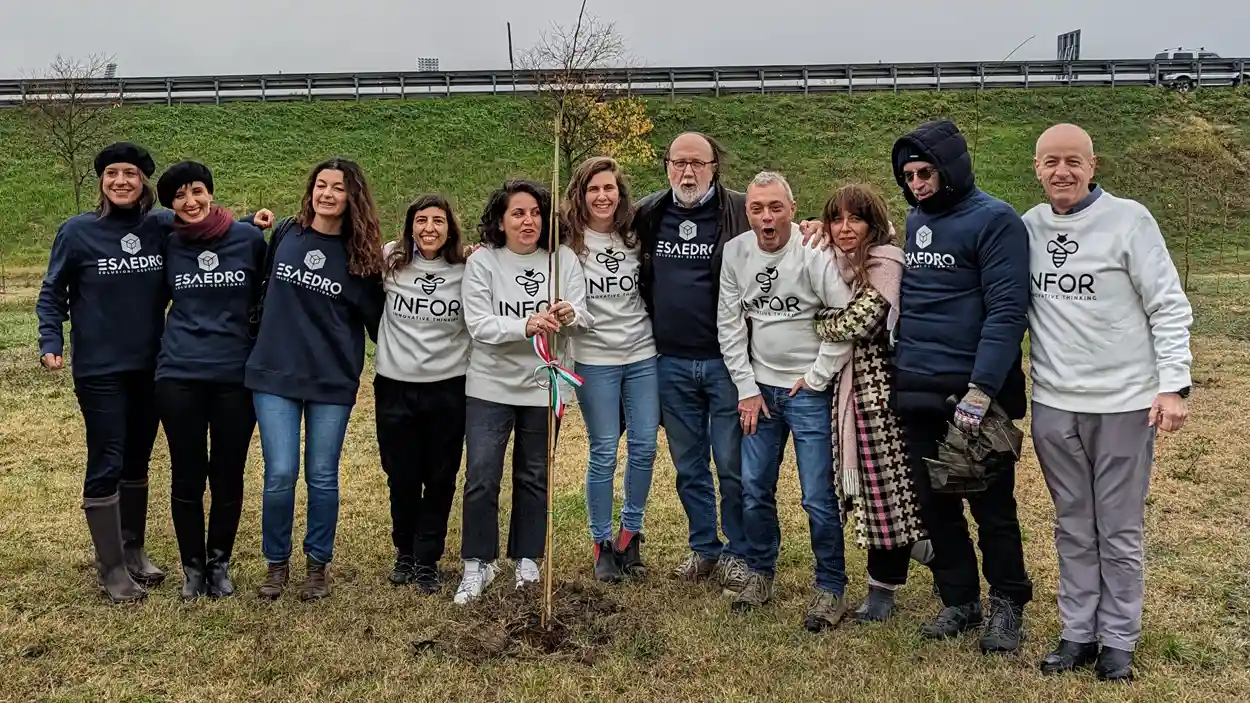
[1033,123,1098,213]
[1035,123,1094,159]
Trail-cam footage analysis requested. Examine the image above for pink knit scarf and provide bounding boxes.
[833,245,904,493]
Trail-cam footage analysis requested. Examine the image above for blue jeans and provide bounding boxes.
[253,392,353,565]
[741,383,847,595]
[656,355,745,561]
[575,357,660,543]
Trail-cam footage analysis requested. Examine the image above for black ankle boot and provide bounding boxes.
[854,585,897,623]
[980,594,1025,654]
[921,601,983,639]
[205,550,234,597]
[390,554,416,585]
[1095,646,1134,682]
[204,497,241,598]
[615,532,646,578]
[1041,639,1099,674]
[594,540,622,583]
[181,558,209,600]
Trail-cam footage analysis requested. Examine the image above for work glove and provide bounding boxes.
[953,384,991,435]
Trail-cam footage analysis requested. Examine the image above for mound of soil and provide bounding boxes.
[412,579,658,665]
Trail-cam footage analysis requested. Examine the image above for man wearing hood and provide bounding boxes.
[889,119,1032,654]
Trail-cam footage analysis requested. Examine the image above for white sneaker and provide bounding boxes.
[515,558,541,588]
[453,559,499,605]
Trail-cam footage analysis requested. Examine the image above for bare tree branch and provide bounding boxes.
[21,54,119,212]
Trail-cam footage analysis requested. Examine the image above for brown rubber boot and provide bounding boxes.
[83,494,148,604]
[299,558,330,601]
[257,560,289,600]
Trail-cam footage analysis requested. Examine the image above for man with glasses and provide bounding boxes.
[888,119,1033,654]
[633,132,751,594]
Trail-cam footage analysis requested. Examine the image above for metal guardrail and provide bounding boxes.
[2,58,1246,107]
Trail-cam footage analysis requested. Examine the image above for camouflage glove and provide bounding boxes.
[953,384,991,435]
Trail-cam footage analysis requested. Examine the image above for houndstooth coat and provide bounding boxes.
[814,286,927,550]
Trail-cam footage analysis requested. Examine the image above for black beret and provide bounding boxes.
[156,161,215,208]
[94,142,155,177]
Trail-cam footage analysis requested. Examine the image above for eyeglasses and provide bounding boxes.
[903,167,937,183]
[666,159,716,173]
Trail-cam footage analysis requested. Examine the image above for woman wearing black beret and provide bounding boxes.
[36,142,174,603]
[154,161,268,600]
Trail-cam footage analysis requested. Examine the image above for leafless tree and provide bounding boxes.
[23,54,119,212]
[518,5,641,174]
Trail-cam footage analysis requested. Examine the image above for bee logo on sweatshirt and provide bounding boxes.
[515,268,546,297]
[1046,234,1079,268]
[755,266,779,294]
[418,272,446,295]
[596,247,626,274]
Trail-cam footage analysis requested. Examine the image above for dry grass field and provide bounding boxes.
[1,264,1248,703]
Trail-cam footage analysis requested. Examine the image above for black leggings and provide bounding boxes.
[155,378,255,562]
[374,374,466,566]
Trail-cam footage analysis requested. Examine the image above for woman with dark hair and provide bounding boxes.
[561,156,658,583]
[153,161,267,600]
[454,179,592,605]
[812,183,927,623]
[245,157,386,602]
[374,194,470,594]
[36,142,172,603]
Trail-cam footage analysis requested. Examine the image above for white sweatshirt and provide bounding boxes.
[573,229,656,366]
[718,224,854,400]
[462,244,592,406]
[1023,191,1193,413]
[375,242,470,383]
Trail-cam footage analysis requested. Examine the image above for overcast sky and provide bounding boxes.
[3,1,1248,76]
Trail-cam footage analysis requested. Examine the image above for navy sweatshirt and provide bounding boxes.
[890,120,1029,411]
[36,208,172,378]
[244,225,385,406]
[157,222,268,384]
[649,192,723,359]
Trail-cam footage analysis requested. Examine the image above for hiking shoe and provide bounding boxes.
[980,594,1025,654]
[615,531,646,578]
[299,558,331,601]
[804,590,849,632]
[257,560,289,601]
[1095,646,1134,682]
[670,551,716,582]
[717,555,750,596]
[410,563,441,595]
[1040,639,1099,675]
[389,554,416,586]
[921,601,984,639]
[854,585,897,623]
[594,541,622,583]
[730,572,774,612]
[515,558,541,589]
[454,559,500,605]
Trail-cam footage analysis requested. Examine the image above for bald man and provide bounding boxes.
[1024,123,1194,682]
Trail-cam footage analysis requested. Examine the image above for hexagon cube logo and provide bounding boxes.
[916,225,933,250]
[304,249,326,271]
[120,233,141,255]
[679,220,698,241]
[197,251,220,272]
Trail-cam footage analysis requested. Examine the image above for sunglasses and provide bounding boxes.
[903,167,937,183]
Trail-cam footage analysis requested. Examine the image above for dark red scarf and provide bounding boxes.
[174,204,233,244]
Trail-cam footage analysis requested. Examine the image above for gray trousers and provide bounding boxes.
[1031,402,1155,651]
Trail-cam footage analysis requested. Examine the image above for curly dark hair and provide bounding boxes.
[297,157,384,277]
[476,179,556,250]
[821,183,896,288]
[561,156,636,256]
[384,194,466,278]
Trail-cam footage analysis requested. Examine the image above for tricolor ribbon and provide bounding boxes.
[532,334,583,419]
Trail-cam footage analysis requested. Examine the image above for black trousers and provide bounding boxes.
[154,378,255,564]
[74,371,161,500]
[374,374,466,566]
[898,409,1033,606]
[460,397,557,562]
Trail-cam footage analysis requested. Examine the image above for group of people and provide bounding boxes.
[36,116,1192,683]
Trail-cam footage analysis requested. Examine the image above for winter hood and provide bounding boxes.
[891,119,976,212]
